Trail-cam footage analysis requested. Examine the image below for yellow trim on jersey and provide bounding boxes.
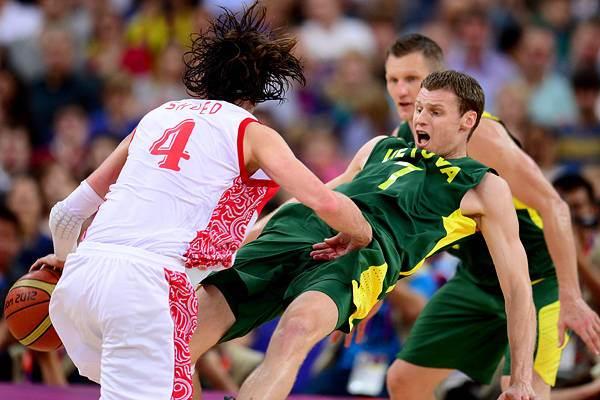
[10,280,56,296]
[531,278,545,286]
[513,198,544,229]
[400,209,477,277]
[534,301,568,386]
[19,315,52,346]
[482,111,500,122]
[348,263,388,331]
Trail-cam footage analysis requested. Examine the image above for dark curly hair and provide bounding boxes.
[183,4,305,105]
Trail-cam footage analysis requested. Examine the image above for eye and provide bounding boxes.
[387,77,398,84]
[415,106,422,113]
[432,110,440,116]
[406,76,417,83]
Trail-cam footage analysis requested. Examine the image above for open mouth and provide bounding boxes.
[398,102,412,108]
[416,131,430,147]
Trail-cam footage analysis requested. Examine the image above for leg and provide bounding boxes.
[36,350,67,386]
[502,278,562,400]
[100,266,197,400]
[237,291,339,400]
[397,272,508,388]
[190,285,236,362]
[387,359,452,400]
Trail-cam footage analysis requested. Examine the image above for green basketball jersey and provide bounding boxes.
[334,136,491,284]
[394,117,555,286]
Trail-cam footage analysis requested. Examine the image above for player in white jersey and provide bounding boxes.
[37,6,372,400]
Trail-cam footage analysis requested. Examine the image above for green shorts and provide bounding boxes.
[397,270,565,386]
[202,204,393,342]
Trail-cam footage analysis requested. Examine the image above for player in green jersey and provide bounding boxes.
[188,71,537,400]
[382,34,600,400]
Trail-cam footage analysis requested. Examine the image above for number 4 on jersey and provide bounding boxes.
[149,119,195,171]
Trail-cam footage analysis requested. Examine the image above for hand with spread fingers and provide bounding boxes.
[30,254,65,273]
[558,296,600,355]
[310,232,370,261]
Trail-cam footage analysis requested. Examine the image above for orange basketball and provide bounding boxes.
[4,268,63,352]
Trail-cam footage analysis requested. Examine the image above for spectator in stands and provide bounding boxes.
[446,6,518,112]
[38,162,77,216]
[532,0,574,70]
[86,8,126,78]
[297,0,376,64]
[6,176,52,271]
[28,27,101,148]
[553,68,600,166]
[89,72,141,139]
[0,126,31,180]
[569,18,600,73]
[49,106,91,178]
[323,50,390,153]
[494,81,531,140]
[83,135,119,178]
[0,0,41,46]
[514,25,578,126]
[134,42,187,112]
[554,173,600,303]
[0,56,30,128]
[0,203,24,381]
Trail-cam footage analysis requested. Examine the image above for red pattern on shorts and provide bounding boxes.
[184,175,278,269]
[164,269,198,400]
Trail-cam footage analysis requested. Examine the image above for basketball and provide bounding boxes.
[3,268,62,352]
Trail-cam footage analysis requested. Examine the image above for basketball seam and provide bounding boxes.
[4,299,50,320]
[9,281,55,296]
[19,315,52,346]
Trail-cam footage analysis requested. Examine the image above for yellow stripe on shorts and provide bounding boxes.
[534,301,568,386]
[348,263,388,331]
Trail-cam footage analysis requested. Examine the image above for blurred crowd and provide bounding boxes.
[0,0,599,398]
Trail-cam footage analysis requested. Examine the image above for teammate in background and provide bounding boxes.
[38,6,371,400]
[384,34,600,400]
[188,71,537,400]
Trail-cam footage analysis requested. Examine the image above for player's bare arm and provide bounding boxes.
[245,121,372,251]
[469,119,600,354]
[461,173,536,400]
[86,133,132,198]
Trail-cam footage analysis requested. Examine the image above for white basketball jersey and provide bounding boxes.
[84,99,279,269]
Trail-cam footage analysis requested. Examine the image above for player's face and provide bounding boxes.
[413,88,469,158]
[385,52,433,123]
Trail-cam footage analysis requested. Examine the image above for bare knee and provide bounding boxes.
[387,360,449,400]
[387,360,414,394]
[271,315,319,354]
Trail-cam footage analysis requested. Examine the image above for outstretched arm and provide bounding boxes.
[462,173,536,400]
[245,122,371,250]
[244,131,384,245]
[469,119,600,353]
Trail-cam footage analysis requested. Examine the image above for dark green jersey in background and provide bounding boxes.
[395,118,556,288]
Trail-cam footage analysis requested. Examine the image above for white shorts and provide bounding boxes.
[49,242,198,400]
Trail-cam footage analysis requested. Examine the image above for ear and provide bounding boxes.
[460,110,477,132]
